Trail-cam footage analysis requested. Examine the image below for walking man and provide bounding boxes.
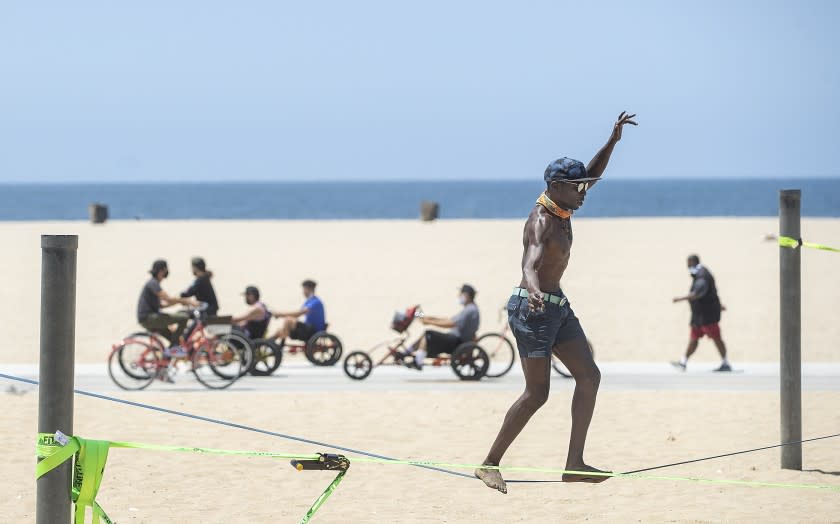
[475,112,638,493]
[671,254,731,372]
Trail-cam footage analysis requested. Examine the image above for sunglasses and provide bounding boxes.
[560,180,591,193]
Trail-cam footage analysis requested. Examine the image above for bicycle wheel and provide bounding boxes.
[451,342,489,381]
[192,338,244,389]
[305,332,343,366]
[217,332,253,377]
[108,340,160,390]
[249,338,283,376]
[343,351,373,380]
[476,333,516,378]
[116,332,166,379]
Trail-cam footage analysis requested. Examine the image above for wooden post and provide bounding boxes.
[779,190,802,470]
[37,235,78,523]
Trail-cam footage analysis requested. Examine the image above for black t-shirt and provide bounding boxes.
[181,274,219,316]
[689,266,721,326]
[137,278,162,322]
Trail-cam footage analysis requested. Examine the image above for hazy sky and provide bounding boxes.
[1,1,838,182]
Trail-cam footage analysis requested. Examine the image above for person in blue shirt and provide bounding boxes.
[270,279,326,341]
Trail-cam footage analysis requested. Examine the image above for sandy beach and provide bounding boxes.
[3,389,839,523]
[2,218,840,523]
[2,218,839,363]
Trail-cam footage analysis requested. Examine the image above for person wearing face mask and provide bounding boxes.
[400,284,480,370]
[137,259,199,347]
[671,254,731,372]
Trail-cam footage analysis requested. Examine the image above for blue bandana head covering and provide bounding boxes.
[544,157,590,183]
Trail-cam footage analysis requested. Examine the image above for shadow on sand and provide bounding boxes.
[804,468,840,477]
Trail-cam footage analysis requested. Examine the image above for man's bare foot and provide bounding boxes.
[562,464,611,483]
[475,466,507,494]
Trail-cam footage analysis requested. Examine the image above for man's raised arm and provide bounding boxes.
[586,111,637,187]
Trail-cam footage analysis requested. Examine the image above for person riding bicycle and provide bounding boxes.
[401,284,480,370]
[269,279,326,342]
[180,257,219,317]
[231,285,272,339]
[137,259,199,347]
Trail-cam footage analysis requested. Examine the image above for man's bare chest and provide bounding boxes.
[546,218,573,256]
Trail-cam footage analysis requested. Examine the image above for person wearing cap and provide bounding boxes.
[269,279,326,342]
[671,254,731,372]
[401,284,480,370]
[476,111,638,494]
[136,259,199,347]
[232,286,272,339]
[180,257,219,317]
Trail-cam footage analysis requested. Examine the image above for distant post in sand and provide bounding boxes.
[88,202,108,224]
[779,190,801,470]
[420,200,439,221]
[37,235,78,523]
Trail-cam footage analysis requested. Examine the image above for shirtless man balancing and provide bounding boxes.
[476,112,637,493]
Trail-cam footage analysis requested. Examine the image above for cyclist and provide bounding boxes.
[401,284,480,369]
[270,279,326,342]
[232,285,272,339]
[137,259,199,347]
[180,257,219,316]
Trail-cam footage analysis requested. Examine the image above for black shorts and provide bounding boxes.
[507,291,586,358]
[290,322,318,342]
[424,331,463,357]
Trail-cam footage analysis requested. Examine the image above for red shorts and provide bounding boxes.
[690,323,721,341]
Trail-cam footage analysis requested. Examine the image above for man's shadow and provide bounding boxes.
[804,468,840,477]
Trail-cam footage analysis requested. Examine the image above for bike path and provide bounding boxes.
[2,362,839,393]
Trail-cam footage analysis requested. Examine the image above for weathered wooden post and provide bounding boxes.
[37,235,78,523]
[779,190,802,470]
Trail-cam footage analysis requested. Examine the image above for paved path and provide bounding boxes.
[2,362,839,393]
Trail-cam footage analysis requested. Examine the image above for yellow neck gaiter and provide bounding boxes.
[536,193,572,219]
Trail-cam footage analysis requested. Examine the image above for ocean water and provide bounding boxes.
[0,179,838,220]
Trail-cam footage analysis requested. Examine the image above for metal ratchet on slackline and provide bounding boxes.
[291,453,350,472]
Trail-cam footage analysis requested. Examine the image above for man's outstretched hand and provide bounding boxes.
[610,111,638,143]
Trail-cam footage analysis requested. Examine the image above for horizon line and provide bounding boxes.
[1,175,839,186]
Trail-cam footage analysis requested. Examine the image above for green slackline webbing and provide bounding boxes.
[346,457,840,492]
[37,433,113,524]
[778,235,840,253]
[301,469,348,524]
[36,431,840,524]
[36,432,346,524]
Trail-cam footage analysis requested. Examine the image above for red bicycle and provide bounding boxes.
[107,306,251,390]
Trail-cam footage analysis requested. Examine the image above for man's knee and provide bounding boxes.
[523,385,550,410]
[577,364,601,391]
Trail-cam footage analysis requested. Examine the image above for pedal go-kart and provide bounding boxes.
[342,306,490,381]
[245,325,343,376]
